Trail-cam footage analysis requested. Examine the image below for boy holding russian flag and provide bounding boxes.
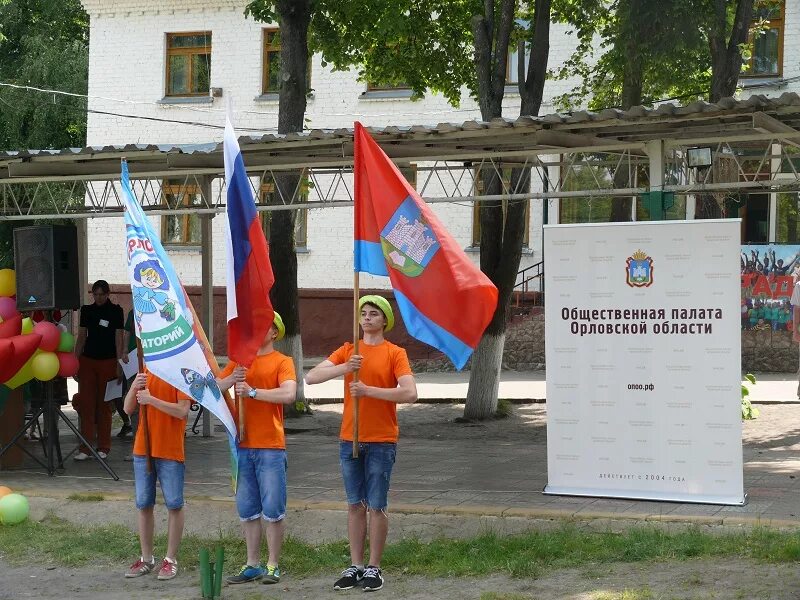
[306,295,417,592]
[217,312,297,586]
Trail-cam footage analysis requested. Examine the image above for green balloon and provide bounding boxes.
[0,493,29,525]
[57,331,75,353]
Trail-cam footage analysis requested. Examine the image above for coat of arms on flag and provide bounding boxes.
[380,198,441,277]
[626,250,654,288]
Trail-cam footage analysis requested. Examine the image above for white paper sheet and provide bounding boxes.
[104,379,123,402]
[119,349,140,380]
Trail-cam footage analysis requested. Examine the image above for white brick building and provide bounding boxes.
[78,0,799,293]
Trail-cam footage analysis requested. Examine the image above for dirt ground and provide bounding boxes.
[3,402,800,599]
[3,556,799,600]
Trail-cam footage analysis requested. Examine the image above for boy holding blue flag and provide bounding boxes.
[306,295,417,592]
[123,371,191,581]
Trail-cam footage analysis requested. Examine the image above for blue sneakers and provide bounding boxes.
[262,564,281,584]
[226,564,266,584]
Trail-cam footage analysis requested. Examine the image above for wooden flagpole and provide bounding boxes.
[238,389,245,442]
[135,337,152,473]
[352,271,360,458]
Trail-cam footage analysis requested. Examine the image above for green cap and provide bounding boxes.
[358,295,395,332]
[272,311,285,341]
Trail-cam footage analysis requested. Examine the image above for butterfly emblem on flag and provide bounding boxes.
[181,368,222,402]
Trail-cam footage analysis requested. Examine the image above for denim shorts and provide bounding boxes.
[133,456,185,511]
[236,448,288,522]
[339,441,397,511]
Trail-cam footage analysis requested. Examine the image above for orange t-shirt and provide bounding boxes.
[133,373,191,462]
[218,351,296,449]
[328,340,413,443]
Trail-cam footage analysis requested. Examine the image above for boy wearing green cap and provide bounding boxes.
[306,295,418,592]
[217,313,297,586]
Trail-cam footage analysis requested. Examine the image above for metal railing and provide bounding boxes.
[513,260,544,308]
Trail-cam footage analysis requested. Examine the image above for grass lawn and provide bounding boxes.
[2,515,800,578]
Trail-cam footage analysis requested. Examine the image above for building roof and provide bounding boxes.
[2,93,800,183]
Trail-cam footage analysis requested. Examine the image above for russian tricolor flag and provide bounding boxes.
[354,122,498,369]
[224,116,275,367]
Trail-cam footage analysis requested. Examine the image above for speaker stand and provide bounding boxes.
[0,380,119,480]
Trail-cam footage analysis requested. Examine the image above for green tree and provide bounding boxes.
[246,0,600,419]
[0,0,89,267]
[555,0,707,111]
[245,1,312,414]
[555,0,757,110]
[0,0,89,150]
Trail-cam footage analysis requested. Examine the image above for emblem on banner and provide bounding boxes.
[380,196,441,277]
[626,250,654,288]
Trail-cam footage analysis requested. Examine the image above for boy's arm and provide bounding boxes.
[217,365,246,391]
[137,388,191,419]
[237,379,297,405]
[306,359,355,384]
[349,374,418,404]
[124,373,147,415]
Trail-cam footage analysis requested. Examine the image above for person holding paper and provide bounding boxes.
[305,296,417,593]
[216,313,296,586]
[73,280,125,461]
[115,308,137,439]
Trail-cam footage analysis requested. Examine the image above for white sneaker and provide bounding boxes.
[97,451,108,459]
[74,452,90,461]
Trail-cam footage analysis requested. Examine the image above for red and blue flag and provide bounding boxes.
[354,122,498,369]
[224,116,275,367]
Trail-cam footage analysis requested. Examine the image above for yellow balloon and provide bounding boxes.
[0,269,15,298]
[21,317,33,334]
[4,357,34,389]
[32,352,60,381]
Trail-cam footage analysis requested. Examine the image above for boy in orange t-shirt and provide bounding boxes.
[122,370,191,582]
[306,295,417,593]
[217,312,297,586]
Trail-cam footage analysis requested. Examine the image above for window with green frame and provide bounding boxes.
[166,32,211,97]
[263,29,311,94]
[259,175,309,248]
[161,180,202,245]
[471,168,530,247]
[776,192,800,243]
[742,0,784,77]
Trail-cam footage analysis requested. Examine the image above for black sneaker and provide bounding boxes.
[361,566,383,592]
[117,424,133,438]
[333,565,364,590]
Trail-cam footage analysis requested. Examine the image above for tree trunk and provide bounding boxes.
[708,0,754,102]
[272,0,311,414]
[465,0,542,420]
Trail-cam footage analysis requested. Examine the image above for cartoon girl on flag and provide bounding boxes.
[132,259,176,324]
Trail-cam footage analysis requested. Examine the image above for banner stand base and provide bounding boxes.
[543,485,747,507]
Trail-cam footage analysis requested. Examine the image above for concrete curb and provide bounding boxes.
[307,398,546,405]
[16,487,800,529]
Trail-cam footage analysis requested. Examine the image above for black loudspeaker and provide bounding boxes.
[13,225,81,311]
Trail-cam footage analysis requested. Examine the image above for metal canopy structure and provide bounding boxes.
[1,93,800,220]
[3,93,800,436]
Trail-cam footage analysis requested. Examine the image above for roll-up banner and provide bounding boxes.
[544,220,744,505]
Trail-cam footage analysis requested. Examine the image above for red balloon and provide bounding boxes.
[0,297,16,320]
[33,321,60,352]
[0,333,41,383]
[31,311,45,323]
[53,310,62,322]
[0,314,21,339]
[57,352,79,378]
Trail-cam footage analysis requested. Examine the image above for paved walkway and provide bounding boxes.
[1,370,800,529]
